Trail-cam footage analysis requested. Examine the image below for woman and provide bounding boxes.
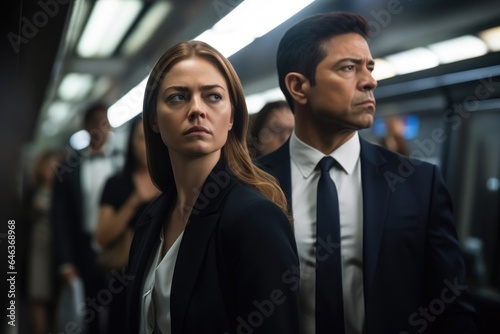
[126,41,300,334]
[248,100,295,158]
[95,115,159,333]
[27,151,61,334]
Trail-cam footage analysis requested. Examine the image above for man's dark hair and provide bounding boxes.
[82,102,109,126]
[277,11,369,110]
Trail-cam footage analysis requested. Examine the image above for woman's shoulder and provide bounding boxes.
[222,182,290,226]
[227,182,274,207]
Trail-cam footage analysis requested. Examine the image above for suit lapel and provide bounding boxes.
[257,140,293,213]
[359,138,391,287]
[128,189,174,331]
[171,160,236,333]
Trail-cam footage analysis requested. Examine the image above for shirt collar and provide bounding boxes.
[81,142,113,159]
[290,131,360,178]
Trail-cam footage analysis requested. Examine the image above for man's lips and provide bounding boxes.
[356,99,375,106]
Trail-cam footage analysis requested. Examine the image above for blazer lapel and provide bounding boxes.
[128,189,174,331]
[257,140,293,213]
[359,138,391,287]
[171,160,236,333]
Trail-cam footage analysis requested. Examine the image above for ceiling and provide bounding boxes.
[3,0,500,157]
[1,0,498,222]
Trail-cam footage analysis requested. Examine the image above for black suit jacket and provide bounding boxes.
[258,136,477,333]
[125,160,300,334]
[52,156,97,280]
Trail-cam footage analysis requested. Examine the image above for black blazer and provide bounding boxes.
[126,160,300,334]
[51,158,97,279]
[258,137,477,333]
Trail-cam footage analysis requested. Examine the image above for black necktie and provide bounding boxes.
[316,156,345,333]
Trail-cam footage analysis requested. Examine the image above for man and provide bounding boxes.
[258,12,477,334]
[52,103,120,333]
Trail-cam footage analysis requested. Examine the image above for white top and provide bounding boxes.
[81,147,117,235]
[290,131,365,334]
[140,229,184,334]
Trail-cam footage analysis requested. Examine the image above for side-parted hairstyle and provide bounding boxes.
[277,11,369,110]
[142,41,290,218]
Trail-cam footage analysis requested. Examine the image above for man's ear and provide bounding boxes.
[285,72,309,106]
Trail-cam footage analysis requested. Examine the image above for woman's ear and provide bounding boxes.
[285,72,309,106]
[150,114,160,133]
[228,109,234,131]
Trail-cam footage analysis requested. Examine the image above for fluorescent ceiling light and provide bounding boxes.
[77,0,143,57]
[245,87,285,114]
[70,130,91,150]
[47,101,71,122]
[428,35,488,64]
[385,47,439,75]
[58,73,94,100]
[195,0,314,58]
[121,1,173,56]
[479,26,500,52]
[109,0,313,125]
[372,58,396,81]
[108,76,148,128]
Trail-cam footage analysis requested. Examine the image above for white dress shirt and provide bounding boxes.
[81,146,118,235]
[290,131,365,334]
[140,229,184,334]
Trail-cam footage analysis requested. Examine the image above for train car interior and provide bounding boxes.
[2,0,500,333]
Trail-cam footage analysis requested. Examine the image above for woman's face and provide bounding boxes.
[152,57,233,159]
[132,121,147,167]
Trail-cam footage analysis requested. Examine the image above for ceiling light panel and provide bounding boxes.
[58,73,94,100]
[195,0,314,58]
[107,76,148,128]
[77,0,143,58]
[121,1,173,56]
[428,35,488,64]
[385,47,440,75]
[372,58,396,81]
[479,26,500,52]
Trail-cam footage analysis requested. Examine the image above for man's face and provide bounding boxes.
[304,33,377,132]
[85,109,110,150]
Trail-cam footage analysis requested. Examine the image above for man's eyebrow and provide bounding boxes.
[336,58,375,66]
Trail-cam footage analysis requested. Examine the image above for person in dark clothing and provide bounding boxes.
[95,115,159,333]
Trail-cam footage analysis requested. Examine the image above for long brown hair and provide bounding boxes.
[143,41,290,219]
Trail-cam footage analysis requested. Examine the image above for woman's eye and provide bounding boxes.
[207,93,222,102]
[168,94,186,102]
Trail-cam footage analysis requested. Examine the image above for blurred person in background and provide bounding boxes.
[94,115,159,334]
[248,100,294,158]
[52,102,120,334]
[27,150,61,334]
[379,116,409,155]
